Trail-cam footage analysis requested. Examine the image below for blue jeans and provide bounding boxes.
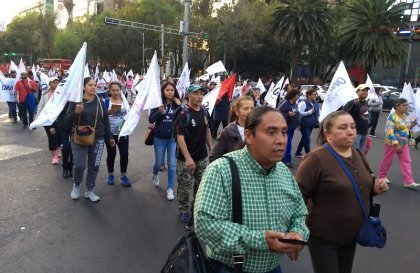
[354,134,367,153]
[153,136,177,189]
[295,125,314,155]
[282,127,296,164]
[7,101,17,120]
[210,259,283,273]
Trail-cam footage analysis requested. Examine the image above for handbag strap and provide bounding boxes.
[322,144,369,220]
[220,156,243,273]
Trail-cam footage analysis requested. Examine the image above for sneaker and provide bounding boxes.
[51,155,59,165]
[62,169,71,178]
[12,119,17,124]
[369,134,378,138]
[57,147,62,157]
[70,184,80,200]
[294,154,305,159]
[120,175,131,187]
[107,175,115,185]
[404,182,420,188]
[179,211,191,223]
[167,188,175,201]
[152,174,160,186]
[84,190,100,202]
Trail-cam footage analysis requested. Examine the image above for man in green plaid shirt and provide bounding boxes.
[195,106,309,273]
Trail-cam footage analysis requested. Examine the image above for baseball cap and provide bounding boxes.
[356,84,370,91]
[21,71,28,75]
[186,84,205,94]
[49,77,60,83]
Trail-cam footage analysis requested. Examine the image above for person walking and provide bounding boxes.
[295,111,388,273]
[368,88,383,137]
[66,77,115,202]
[377,98,419,188]
[148,81,181,200]
[6,69,18,123]
[209,96,254,162]
[104,82,132,187]
[278,88,301,168]
[36,77,61,165]
[57,101,73,178]
[14,71,38,128]
[295,87,320,159]
[343,84,370,152]
[174,84,212,223]
[195,106,309,273]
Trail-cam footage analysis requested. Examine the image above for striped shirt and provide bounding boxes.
[384,113,411,146]
[194,146,309,273]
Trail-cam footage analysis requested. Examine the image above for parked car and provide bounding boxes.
[380,89,401,111]
[300,85,327,102]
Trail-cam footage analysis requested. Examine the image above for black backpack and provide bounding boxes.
[173,105,208,140]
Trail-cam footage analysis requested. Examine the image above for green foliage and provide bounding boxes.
[337,0,407,74]
[54,31,82,58]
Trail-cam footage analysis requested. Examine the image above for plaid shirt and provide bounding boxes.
[194,146,309,273]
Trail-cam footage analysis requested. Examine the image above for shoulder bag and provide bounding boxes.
[161,156,243,273]
[145,125,155,146]
[73,100,98,146]
[323,144,387,248]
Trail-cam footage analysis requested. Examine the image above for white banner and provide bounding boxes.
[127,69,134,78]
[256,78,266,93]
[176,62,190,99]
[366,74,378,101]
[399,83,418,133]
[39,72,50,94]
[119,51,161,137]
[265,76,285,108]
[0,78,17,102]
[84,63,90,78]
[111,69,118,82]
[9,60,19,74]
[32,65,40,82]
[0,70,5,78]
[202,85,221,116]
[206,61,227,75]
[29,42,87,129]
[103,70,111,83]
[18,58,25,74]
[94,65,99,81]
[319,61,357,122]
[414,87,420,134]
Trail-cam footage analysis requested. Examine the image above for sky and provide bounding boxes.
[0,0,35,24]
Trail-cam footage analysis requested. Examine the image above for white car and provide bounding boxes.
[373,84,399,93]
[300,85,327,102]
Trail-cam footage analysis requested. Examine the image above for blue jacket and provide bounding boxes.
[213,94,230,121]
[149,103,180,139]
[299,99,320,127]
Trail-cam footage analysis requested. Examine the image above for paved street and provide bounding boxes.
[0,102,419,273]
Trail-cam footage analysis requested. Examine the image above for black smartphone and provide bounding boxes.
[278,238,309,246]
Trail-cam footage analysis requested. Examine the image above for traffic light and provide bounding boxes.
[11,52,16,56]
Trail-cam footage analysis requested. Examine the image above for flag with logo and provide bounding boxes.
[177,62,190,99]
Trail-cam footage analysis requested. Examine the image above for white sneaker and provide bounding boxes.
[152,174,160,186]
[404,182,420,188]
[167,188,175,201]
[71,184,80,200]
[84,190,100,202]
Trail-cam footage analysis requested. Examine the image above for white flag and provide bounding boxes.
[265,76,285,108]
[18,58,25,74]
[9,60,19,74]
[202,85,221,116]
[206,61,227,75]
[319,61,357,122]
[198,73,209,81]
[111,69,118,82]
[399,83,417,131]
[119,51,161,137]
[0,77,17,102]
[31,65,40,82]
[366,74,378,101]
[84,63,90,78]
[39,72,50,94]
[103,69,111,83]
[413,87,420,134]
[132,73,141,91]
[94,65,99,81]
[267,82,275,94]
[176,62,190,99]
[127,69,134,78]
[0,70,5,78]
[143,54,162,110]
[30,42,87,129]
[256,78,266,93]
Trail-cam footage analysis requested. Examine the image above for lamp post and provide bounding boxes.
[182,0,191,66]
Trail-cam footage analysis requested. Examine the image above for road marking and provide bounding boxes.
[0,144,43,161]
[0,113,9,119]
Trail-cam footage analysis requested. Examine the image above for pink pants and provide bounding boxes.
[378,144,414,185]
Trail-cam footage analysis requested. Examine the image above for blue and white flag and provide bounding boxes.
[176,62,190,99]
[319,61,357,122]
[0,77,17,102]
[29,42,87,129]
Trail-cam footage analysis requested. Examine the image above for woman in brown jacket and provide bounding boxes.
[295,111,388,273]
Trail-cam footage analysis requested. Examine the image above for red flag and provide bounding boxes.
[217,74,236,100]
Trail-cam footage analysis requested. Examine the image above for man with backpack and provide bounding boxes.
[174,84,212,223]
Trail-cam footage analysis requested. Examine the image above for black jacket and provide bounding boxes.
[209,122,243,163]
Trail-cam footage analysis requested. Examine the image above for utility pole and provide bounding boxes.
[142,31,145,75]
[161,24,165,78]
[182,0,191,67]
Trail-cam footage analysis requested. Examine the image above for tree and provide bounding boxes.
[54,31,82,58]
[272,0,331,79]
[62,0,75,25]
[337,0,407,75]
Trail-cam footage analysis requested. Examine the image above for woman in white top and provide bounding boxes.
[104,82,131,186]
[36,77,61,165]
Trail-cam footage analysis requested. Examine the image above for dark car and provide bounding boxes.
[381,89,401,111]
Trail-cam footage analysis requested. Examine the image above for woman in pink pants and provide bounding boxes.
[378,98,418,188]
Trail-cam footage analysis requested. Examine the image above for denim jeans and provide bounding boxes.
[295,125,314,155]
[7,101,17,120]
[282,127,296,164]
[153,136,177,189]
[18,102,34,126]
[354,134,367,153]
[210,259,283,273]
[59,128,73,171]
[368,111,380,135]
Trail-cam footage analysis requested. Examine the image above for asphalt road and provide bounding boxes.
[0,102,419,273]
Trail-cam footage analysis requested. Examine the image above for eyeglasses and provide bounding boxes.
[399,104,408,107]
